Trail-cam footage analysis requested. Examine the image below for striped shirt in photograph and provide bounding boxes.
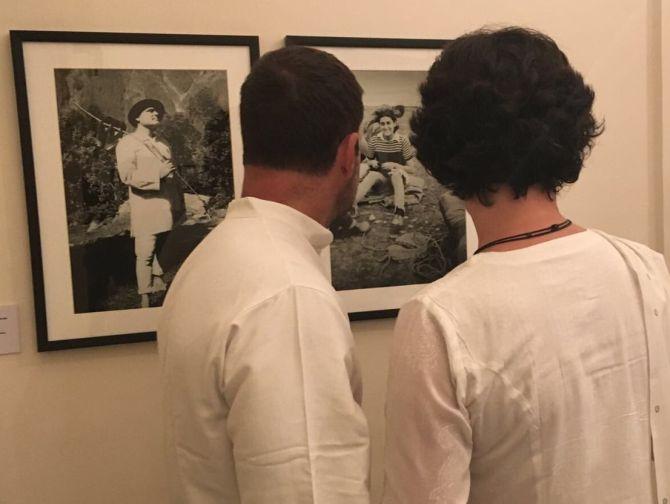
[367,133,415,165]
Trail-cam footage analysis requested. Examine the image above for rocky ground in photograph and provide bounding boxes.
[68,194,224,312]
[331,165,463,292]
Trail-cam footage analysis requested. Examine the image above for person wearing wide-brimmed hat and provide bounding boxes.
[115,98,184,308]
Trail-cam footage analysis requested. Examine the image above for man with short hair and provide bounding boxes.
[158,46,370,504]
[383,27,669,503]
[116,99,184,308]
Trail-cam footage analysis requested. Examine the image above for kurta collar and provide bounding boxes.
[226,197,333,252]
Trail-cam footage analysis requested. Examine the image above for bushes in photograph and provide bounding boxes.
[59,106,127,226]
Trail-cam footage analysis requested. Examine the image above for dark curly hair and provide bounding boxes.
[411,27,603,204]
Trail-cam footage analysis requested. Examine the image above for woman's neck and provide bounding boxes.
[465,186,584,252]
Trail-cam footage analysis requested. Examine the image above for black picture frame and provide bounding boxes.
[285,35,470,322]
[285,35,446,51]
[11,30,259,351]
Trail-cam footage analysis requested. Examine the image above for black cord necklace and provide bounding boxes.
[474,219,572,255]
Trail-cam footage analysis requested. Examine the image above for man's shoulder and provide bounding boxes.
[169,215,334,310]
[162,241,339,340]
[175,217,288,283]
[115,133,140,152]
[243,283,341,318]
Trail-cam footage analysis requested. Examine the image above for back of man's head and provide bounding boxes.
[240,46,363,175]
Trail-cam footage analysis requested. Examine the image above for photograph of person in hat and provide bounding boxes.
[115,98,185,308]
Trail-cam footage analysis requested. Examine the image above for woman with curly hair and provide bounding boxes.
[354,105,421,228]
[384,27,669,503]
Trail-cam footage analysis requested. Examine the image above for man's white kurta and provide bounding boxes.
[383,230,669,504]
[158,197,370,504]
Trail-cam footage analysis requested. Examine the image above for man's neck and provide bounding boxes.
[133,124,154,139]
[465,186,584,252]
[241,165,337,227]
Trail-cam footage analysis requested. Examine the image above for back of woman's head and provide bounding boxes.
[412,27,603,204]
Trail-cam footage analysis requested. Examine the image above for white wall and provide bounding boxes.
[0,1,664,502]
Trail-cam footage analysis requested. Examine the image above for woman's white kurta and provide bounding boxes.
[384,230,669,504]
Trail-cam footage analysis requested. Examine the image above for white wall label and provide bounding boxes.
[0,305,20,355]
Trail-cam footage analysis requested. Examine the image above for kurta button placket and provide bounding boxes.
[591,230,669,504]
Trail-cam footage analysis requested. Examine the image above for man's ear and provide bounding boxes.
[335,132,360,176]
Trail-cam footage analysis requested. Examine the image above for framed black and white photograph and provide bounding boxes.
[285,36,476,320]
[11,30,259,350]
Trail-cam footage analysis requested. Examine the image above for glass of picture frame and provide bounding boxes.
[285,35,476,321]
[11,30,259,350]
